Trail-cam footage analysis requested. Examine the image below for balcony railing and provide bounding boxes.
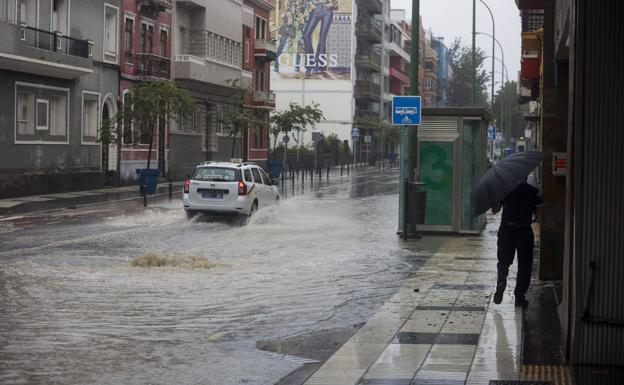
[255,39,277,55]
[135,53,170,78]
[253,90,275,104]
[356,18,382,42]
[355,52,382,71]
[355,80,381,100]
[21,25,90,58]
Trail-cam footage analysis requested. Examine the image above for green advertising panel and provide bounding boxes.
[420,141,454,225]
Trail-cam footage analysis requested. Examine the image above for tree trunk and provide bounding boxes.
[230,130,237,159]
[146,118,157,170]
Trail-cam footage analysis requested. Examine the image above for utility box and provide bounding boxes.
[417,108,491,234]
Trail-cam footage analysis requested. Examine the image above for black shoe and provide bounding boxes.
[515,296,529,307]
[494,281,506,304]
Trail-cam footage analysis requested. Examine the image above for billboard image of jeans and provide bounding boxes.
[272,0,352,80]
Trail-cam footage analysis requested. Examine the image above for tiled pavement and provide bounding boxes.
[303,215,530,385]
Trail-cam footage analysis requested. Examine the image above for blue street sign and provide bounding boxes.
[351,127,360,138]
[488,126,496,140]
[283,135,290,144]
[392,96,422,125]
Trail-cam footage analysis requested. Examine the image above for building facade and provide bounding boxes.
[431,35,449,107]
[119,0,172,181]
[0,0,121,197]
[422,31,438,108]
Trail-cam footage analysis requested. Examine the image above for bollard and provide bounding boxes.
[341,163,343,176]
[326,166,329,180]
[347,163,350,175]
[143,189,147,208]
[168,182,173,201]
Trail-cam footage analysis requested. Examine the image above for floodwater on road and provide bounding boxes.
[0,169,441,385]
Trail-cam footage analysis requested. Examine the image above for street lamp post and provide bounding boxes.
[479,0,495,109]
[472,0,476,106]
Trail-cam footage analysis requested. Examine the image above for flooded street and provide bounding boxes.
[0,169,442,385]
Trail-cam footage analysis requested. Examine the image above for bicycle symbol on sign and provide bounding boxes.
[402,116,412,124]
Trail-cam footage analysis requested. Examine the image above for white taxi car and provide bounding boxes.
[182,161,279,219]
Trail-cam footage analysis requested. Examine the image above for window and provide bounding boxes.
[124,17,134,64]
[255,17,266,40]
[254,126,264,149]
[251,167,262,184]
[82,92,100,143]
[244,169,252,182]
[159,28,167,57]
[16,83,69,143]
[36,100,49,131]
[259,169,271,185]
[141,22,154,54]
[104,4,119,62]
[122,91,133,144]
[180,103,206,134]
[52,0,68,34]
[192,167,239,182]
[424,78,433,90]
[17,91,34,135]
[255,70,264,92]
[17,0,36,27]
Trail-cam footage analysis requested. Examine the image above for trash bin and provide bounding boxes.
[136,168,159,194]
[408,182,426,225]
[267,160,283,179]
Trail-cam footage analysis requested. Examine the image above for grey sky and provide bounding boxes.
[391,0,521,95]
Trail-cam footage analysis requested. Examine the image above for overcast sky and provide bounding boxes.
[390,0,521,95]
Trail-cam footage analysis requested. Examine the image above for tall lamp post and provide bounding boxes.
[478,0,495,108]
[472,0,476,106]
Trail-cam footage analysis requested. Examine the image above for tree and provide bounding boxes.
[218,79,262,159]
[269,102,324,151]
[493,81,525,146]
[447,38,490,108]
[121,81,196,172]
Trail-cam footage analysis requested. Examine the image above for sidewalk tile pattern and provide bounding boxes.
[303,217,529,385]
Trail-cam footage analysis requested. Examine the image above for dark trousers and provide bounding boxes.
[497,224,534,297]
[303,5,333,70]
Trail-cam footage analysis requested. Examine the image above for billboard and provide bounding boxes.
[271,0,352,80]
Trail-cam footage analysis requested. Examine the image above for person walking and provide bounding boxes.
[492,179,544,307]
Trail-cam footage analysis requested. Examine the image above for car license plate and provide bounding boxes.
[202,192,223,199]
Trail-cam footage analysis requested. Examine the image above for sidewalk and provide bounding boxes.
[300,216,572,385]
[0,181,185,216]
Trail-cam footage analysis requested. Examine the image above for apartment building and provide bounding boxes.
[431,35,449,107]
[119,0,172,181]
[169,0,272,179]
[0,0,121,196]
[243,0,275,165]
[422,31,438,108]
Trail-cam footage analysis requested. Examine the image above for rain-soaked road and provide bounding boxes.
[0,168,442,385]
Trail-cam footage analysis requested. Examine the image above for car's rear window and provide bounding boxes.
[192,167,239,182]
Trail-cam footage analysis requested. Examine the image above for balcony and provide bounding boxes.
[521,57,539,81]
[0,22,93,79]
[355,80,381,101]
[242,5,255,28]
[173,54,245,88]
[252,90,275,108]
[354,109,380,129]
[355,52,381,72]
[356,18,382,42]
[135,53,170,79]
[389,66,409,83]
[254,39,276,60]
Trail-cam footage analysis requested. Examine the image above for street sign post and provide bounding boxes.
[392,96,422,125]
[351,127,360,165]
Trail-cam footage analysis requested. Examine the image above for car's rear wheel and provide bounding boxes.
[249,200,258,217]
[185,210,196,219]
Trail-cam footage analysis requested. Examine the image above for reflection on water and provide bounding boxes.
[0,171,432,385]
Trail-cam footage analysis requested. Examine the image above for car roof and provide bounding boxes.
[196,161,259,169]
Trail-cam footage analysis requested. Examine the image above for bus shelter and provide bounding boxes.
[417,108,491,234]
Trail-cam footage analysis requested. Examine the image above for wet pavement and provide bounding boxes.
[0,167,444,385]
[2,167,622,385]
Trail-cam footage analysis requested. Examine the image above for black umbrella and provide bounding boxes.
[474,151,545,216]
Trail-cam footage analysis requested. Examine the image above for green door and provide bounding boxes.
[420,141,454,226]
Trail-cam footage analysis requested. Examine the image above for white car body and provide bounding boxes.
[182,161,279,218]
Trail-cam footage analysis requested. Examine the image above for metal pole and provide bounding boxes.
[479,0,495,109]
[400,0,420,238]
[472,0,477,106]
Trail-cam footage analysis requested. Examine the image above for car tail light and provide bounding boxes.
[238,180,248,195]
[184,178,191,194]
